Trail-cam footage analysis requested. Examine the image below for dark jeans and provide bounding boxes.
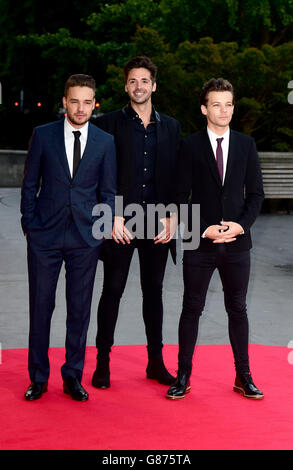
[178,246,251,375]
[96,238,169,358]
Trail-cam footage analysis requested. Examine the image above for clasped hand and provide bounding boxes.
[205,221,243,244]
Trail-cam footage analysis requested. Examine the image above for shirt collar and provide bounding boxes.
[207,126,230,144]
[64,117,89,139]
[123,103,158,123]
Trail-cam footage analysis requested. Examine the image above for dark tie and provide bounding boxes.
[216,137,224,183]
[72,130,81,178]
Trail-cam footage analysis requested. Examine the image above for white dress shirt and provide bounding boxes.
[207,126,230,183]
[64,118,89,177]
[202,126,244,237]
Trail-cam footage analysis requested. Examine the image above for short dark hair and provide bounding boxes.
[64,74,96,96]
[123,56,158,83]
[200,78,234,106]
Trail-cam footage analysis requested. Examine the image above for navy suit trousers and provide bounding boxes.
[27,217,100,383]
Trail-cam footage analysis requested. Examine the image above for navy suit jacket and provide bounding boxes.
[21,118,117,248]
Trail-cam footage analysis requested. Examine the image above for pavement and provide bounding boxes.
[0,187,293,351]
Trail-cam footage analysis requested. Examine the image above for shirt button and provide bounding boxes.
[143,184,146,188]
[144,168,147,171]
[144,151,147,156]
[145,135,147,138]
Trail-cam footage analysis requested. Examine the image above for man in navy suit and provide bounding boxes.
[166,78,264,400]
[21,74,117,401]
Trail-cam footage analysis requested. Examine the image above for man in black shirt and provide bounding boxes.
[92,56,181,389]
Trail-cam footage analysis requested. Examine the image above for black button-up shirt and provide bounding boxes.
[123,103,157,210]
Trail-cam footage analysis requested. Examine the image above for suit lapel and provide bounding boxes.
[223,130,236,189]
[53,118,71,180]
[155,118,167,181]
[202,130,222,188]
[122,118,137,188]
[72,122,96,181]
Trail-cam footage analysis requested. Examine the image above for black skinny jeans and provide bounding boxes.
[178,246,251,376]
[96,238,169,359]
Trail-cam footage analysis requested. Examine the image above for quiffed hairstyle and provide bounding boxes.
[123,56,158,83]
[200,78,234,106]
[64,74,96,96]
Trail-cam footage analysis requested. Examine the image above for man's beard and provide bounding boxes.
[66,111,89,126]
[131,97,149,105]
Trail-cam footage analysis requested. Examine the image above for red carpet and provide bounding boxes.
[0,344,292,450]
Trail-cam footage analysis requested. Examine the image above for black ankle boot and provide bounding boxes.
[166,370,191,400]
[92,357,110,389]
[146,356,176,385]
[233,373,264,399]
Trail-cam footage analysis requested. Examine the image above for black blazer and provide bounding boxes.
[175,128,264,252]
[95,108,181,262]
[96,108,181,207]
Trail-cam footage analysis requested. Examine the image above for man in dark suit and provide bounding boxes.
[21,74,117,401]
[166,78,265,400]
[91,56,180,388]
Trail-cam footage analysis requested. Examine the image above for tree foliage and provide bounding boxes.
[0,0,292,150]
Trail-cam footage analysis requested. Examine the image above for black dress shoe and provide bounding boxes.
[92,358,110,389]
[166,371,191,400]
[63,377,89,401]
[233,373,264,399]
[146,356,176,385]
[25,382,48,401]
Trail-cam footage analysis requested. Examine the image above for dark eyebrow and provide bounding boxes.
[211,101,233,104]
[128,77,151,81]
[69,98,93,102]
